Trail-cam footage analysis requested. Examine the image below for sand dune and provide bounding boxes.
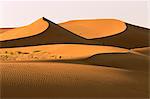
[59,19,126,39]
[1,62,148,98]
[0,18,49,41]
[0,18,149,49]
[0,44,128,61]
[60,20,150,49]
[50,53,149,72]
[0,19,126,39]
[131,47,150,56]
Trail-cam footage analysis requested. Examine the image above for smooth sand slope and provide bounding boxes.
[1,62,148,98]
[131,47,150,56]
[59,19,126,39]
[0,44,128,61]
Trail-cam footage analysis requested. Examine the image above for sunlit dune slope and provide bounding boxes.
[0,28,13,33]
[59,19,126,39]
[0,44,128,61]
[1,62,148,98]
[0,18,49,41]
[51,53,149,72]
[131,47,150,56]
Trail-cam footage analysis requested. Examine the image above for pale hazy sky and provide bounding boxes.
[0,0,149,28]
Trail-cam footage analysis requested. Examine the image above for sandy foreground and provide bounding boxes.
[0,62,148,98]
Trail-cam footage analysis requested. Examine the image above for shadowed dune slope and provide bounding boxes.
[0,44,128,61]
[93,23,150,49]
[131,47,150,56]
[1,62,148,98]
[0,18,97,48]
[59,19,126,39]
[49,53,149,72]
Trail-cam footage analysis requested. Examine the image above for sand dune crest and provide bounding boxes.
[0,18,49,41]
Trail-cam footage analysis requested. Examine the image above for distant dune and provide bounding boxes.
[59,19,126,39]
[0,18,149,49]
[1,62,148,98]
[0,44,128,61]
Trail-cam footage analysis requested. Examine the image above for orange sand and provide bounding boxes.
[59,19,127,39]
[0,18,49,41]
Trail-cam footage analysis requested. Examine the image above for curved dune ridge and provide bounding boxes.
[0,44,128,61]
[131,47,150,56]
[1,62,148,98]
[59,19,127,39]
[0,18,49,41]
[0,28,13,33]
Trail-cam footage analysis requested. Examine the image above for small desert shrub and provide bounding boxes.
[5,51,8,54]
[16,51,22,54]
[10,52,14,55]
[59,56,62,59]
[22,52,29,54]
